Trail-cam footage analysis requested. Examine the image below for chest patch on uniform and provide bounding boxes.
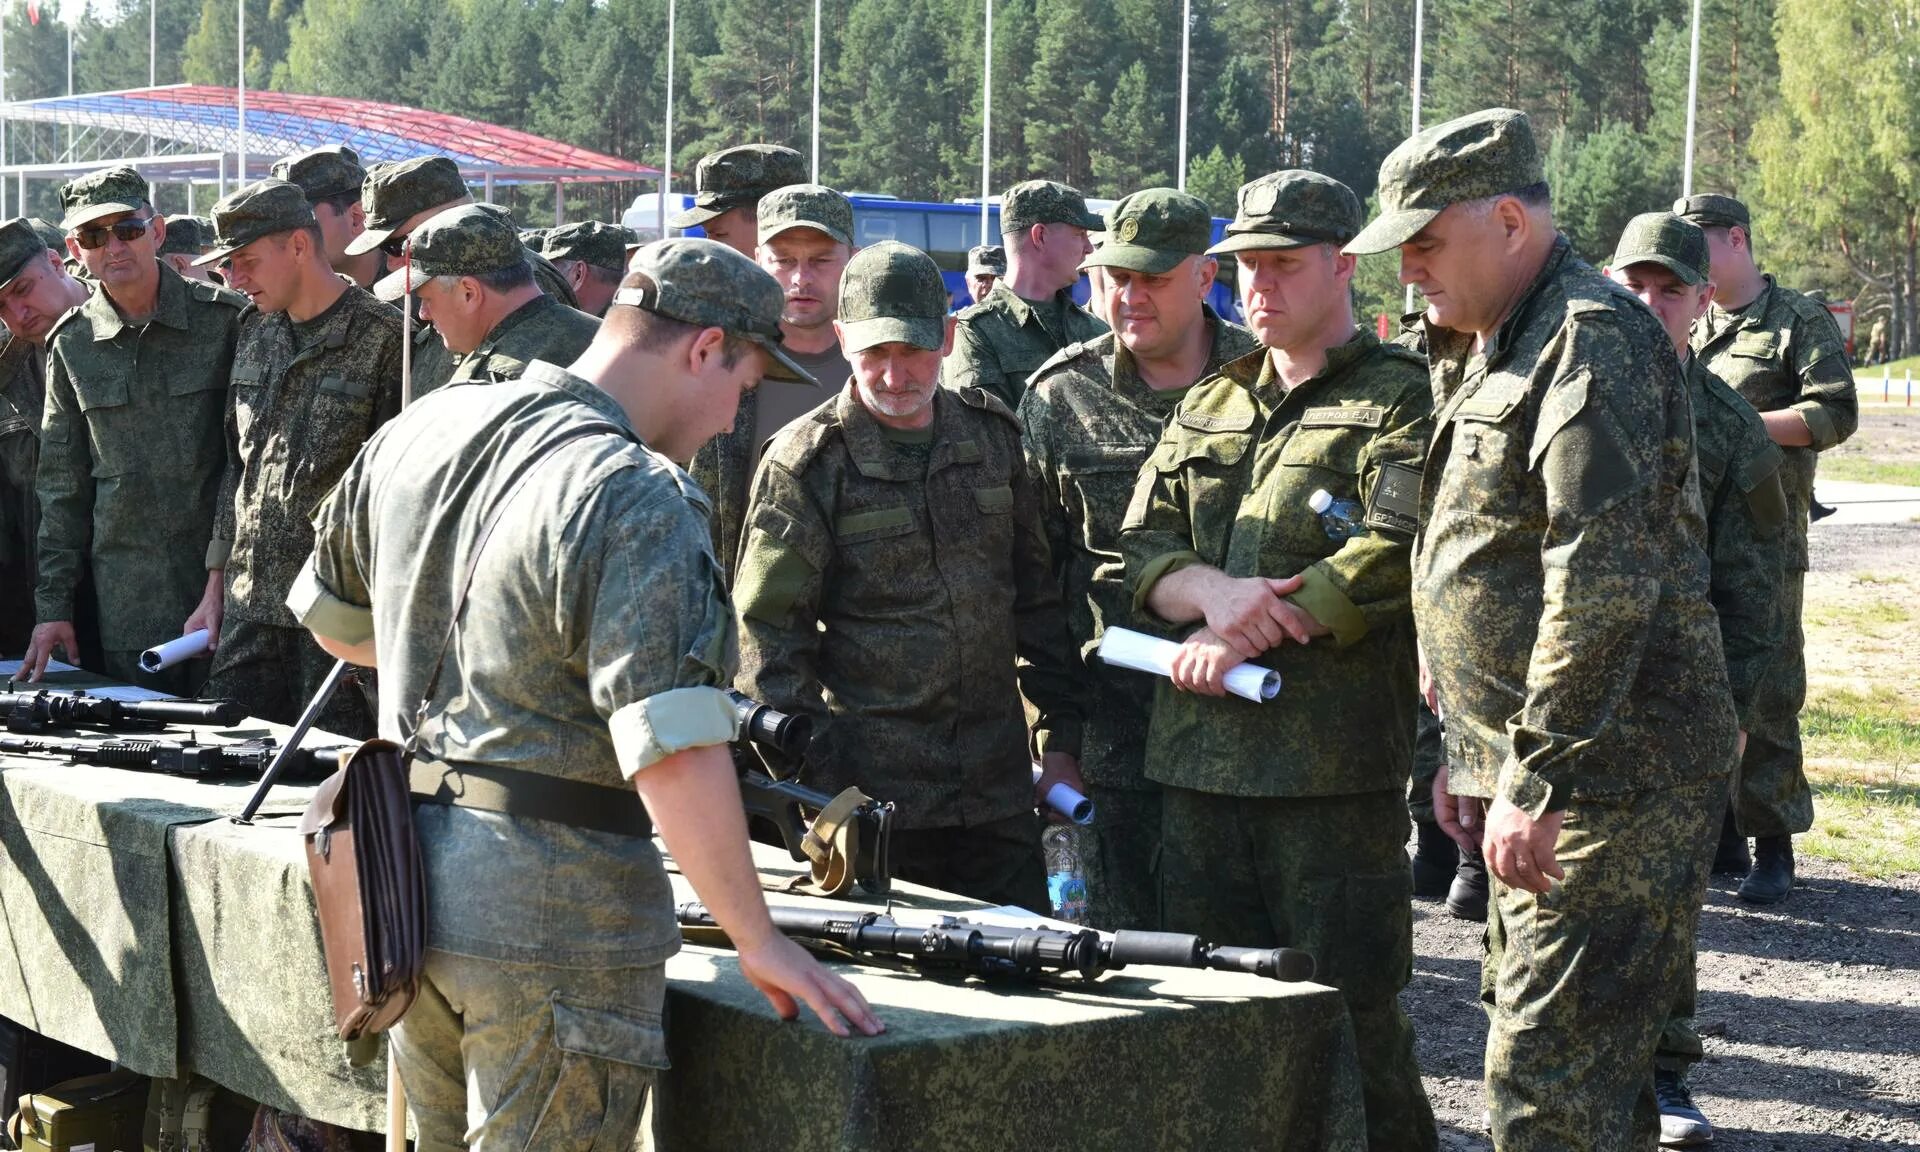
[1176,408,1254,433]
[952,439,983,464]
[1367,460,1422,536]
[1301,405,1386,429]
[319,374,371,399]
[1731,332,1778,358]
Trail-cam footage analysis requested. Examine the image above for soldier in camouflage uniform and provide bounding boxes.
[541,221,633,316]
[734,242,1087,910]
[177,180,404,734]
[158,215,218,283]
[1349,108,1737,1150]
[948,180,1109,410]
[966,243,1004,304]
[1606,211,1791,1148]
[1678,193,1859,905]
[0,219,91,655]
[1121,169,1436,1152]
[1020,188,1256,931]
[292,237,879,1151]
[666,144,809,257]
[691,184,848,579]
[272,144,386,289]
[386,205,600,390]
[22,167,248,692]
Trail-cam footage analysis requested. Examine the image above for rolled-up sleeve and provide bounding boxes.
[289,451,376,644]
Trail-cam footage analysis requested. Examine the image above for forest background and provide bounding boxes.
[2,0,1915,350]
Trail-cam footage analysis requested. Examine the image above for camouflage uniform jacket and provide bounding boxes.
[1018,305,1258,788]
[1692,274,1857,571]
[732,385,1086,830]
[527,247,581,312]
[1413,237,1737,813]
[0,335,46,650]
[444,294,600,387]
[36,265,246,649]
[947,282,1108,410]
[209,286,405,627]
[290,361,734,966]
[1120,332,1432,798]
[1687,354,1789,728]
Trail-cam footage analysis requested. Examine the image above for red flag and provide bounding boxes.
[25,2,39,26]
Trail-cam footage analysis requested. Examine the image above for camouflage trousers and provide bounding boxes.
[1160,787,1437,1152]
[1481,778,1721,1150]
[890,812,1049,912]
[1734,568,1813,836]
[1408,701,1444,826]
[1081,784,1162,931]
[202,618,376,737]
[391,950,668,1152]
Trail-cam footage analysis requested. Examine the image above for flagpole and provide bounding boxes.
[657,0,675,239]
[979,0,991,238]
[1176,0,1191,191]
[236,0,248,184]
[1403,0,1424,317]
[810,0,822,183]
[1682,0,1702,198]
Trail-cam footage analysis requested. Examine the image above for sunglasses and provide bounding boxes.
[75,216,157,250]
[378,234,410,258]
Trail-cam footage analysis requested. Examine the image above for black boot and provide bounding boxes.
[1810,499,1837,522]
[1412,821,1459,899]
[1447,840,1488,922]
[1738,835,1794,904]
[1712,807,1750,876]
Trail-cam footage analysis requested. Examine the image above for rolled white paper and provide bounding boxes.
[1031,765,1095,825]
[140,629,211,673]
[1097,626,1281,704]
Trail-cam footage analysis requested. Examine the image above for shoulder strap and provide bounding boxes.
[406,425,605,756]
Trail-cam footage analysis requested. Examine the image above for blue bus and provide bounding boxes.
[626,191,1243,320]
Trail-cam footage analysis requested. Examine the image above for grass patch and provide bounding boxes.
[1802,783,1920,878]
[1802,686,1920,764]
[1818,456,1920,488]
[1805,599,1916,640]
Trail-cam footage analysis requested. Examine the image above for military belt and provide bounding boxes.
[409,752,651,839]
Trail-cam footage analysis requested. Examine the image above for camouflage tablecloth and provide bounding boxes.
[0,716,1367,1147]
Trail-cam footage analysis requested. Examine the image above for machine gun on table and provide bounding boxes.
[676,901,1317,984]
[0,734,350,781]
[725,690,894,897]
[0,690,248,735]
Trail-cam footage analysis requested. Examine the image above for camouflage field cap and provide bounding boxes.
[1672,193,1749,232]
[615,237,817,384]
[836,240,949,354]
[384,204,524,292]
[0,219,49,291]
[1345,108,1543,255]
[1609,211,1709,286]
[59,165,153,230]
[668,144,808,229]
[158,214,216,258]
[1000,180,1103,235]
[271,144,367,203]
[757,184,855,247]
[344,155,470,256]
[1209,170,1362,255]
[196,180,320,266]
[541,221,633,272]
[27,218,66,253]
[1081,188,1213,273]
[967,244,1005,277]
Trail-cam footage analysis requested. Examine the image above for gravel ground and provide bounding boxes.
[1406,857,1920,1149]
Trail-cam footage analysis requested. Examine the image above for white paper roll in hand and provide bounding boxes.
[1096,626,1282,703]
[1031,765,1095,825]
[140,629,212,673]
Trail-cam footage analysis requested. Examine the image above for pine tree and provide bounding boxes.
[1185,144,1245,217]
[1092,60,1172,196]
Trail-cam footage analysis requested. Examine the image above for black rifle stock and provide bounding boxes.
[0,690,249,734]
[0,733,350,780]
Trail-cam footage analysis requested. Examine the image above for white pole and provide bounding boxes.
[2,5,8,219]
[149,0,156,87]
[979,0,991,237]
[1682,0,1703,198]
[237,0,247,184]
[1403,0,1424,317]
[810,0,822,183]
[657,0,674,239]
[65,20,72,159]
[1177,0,1191,191]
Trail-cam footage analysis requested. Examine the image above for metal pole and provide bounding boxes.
[65,21,72,160]
[657,0,675,239]
[1682,0,1703,198]
[1177,0,1190,191]
[236,0,247,185]
[150,0,156,87]
[1403,0,1425,316]
[810,0,822,183]
[979,0,991,237]
[2,4,8,219]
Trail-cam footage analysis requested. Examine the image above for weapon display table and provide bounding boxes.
[0,683,1367,1149]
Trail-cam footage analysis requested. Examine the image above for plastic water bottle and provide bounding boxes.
[1042,825,1090,924]
[1308,488,1367,541]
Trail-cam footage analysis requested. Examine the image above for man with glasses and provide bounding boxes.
[20,167,247,692]
[0,219,91,655]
